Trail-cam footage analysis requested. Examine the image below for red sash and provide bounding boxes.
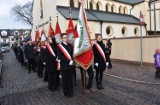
[46,43,56,57]
[58,44,72,61]
[95,43,106,62]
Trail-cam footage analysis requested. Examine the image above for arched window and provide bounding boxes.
[119,6,123,14]
[70,0,74,8]
[111,4,116,12]
[106,5,108,11]
[96,3,99,10]
[124,7,128,14]
[90,2,93,10]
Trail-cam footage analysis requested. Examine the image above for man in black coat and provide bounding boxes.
[24,39,36,73]
[57,34,74,98]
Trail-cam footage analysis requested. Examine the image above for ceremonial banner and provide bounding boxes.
[73,1,93,70]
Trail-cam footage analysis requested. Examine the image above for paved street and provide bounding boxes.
[0,51,160,105]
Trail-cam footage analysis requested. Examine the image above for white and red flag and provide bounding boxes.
[140,12,145,26]
[34,29,40,46]
[54,19,62,43]
[73,1,94,70]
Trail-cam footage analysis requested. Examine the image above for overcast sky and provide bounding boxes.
[0,0,32,29]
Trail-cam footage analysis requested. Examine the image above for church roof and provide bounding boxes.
[57,6,140,25]
[115,0,145,5]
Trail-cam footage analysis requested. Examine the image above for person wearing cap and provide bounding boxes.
[57,33,74,98]
[24,39,36,74]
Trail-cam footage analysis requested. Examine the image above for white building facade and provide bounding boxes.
[31,0,147,40]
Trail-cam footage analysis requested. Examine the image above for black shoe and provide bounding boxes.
[28,71,31,74]
[99,84,104,89]
[97,84,101,90]
[108,66,112,69]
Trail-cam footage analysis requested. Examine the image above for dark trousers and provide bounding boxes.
[95,69,104,85]
[108,54,112,68]
[28,58,36,72]
[48,71,59,91]
[73,66,77,85]
[155,67,160,78]
[80,66,94,90]
[61,69,73,97]
[36,61,43,78]
[43,67,48,82]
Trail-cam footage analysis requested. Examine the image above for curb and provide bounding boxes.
[104,73,160,86]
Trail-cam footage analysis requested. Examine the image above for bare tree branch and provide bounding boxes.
[11,2,33,26]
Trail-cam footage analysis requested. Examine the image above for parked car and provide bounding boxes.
[0,46,10,53]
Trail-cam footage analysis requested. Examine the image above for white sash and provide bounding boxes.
[58,44,72,61]
[95,43,106,62]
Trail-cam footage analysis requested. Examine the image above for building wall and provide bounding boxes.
[91,36,160,64]
[110,36,160,63]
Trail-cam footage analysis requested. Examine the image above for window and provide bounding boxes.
[106,26,113,37]
[106,5,108,11]
[90,2,93,10]
[134,27,139,36]
[119,6,123,14]
[70,0,74,8]
[124,7,128,14]
[96,3,99,10]
[122,27,127,36]
[111,4,116,12]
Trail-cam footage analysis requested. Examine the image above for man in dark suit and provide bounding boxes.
[24,39,36,74]
[57,34,74,98]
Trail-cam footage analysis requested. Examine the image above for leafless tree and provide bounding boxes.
[11,2,33,26]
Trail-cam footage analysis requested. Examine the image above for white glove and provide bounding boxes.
[26,59,28,62]
[37,48,40,52]
[95,63,98,67]
[106,62,109,66]
[43,62,46,65]
[69,60,73,66]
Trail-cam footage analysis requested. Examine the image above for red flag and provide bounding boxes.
[48,23,54,37]
[34,30,39,46]
[54,20,62,43]
[66,17,75,45]
[140,12,145,26]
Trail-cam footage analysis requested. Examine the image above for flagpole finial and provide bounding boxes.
[69,8,72,17]
[49,16,51,21]
[56,12,59,21]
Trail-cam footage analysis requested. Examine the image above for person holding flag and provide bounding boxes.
[93,34,107,90]
[66,14,78,86]
[45,36,59,92]
[57,33,74,98]
[73,0,94,93]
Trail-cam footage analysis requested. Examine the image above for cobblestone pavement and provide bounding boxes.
[0,51,160,105]
[0,51,47,97]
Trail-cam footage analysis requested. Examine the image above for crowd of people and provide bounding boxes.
[11,34,112,98]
